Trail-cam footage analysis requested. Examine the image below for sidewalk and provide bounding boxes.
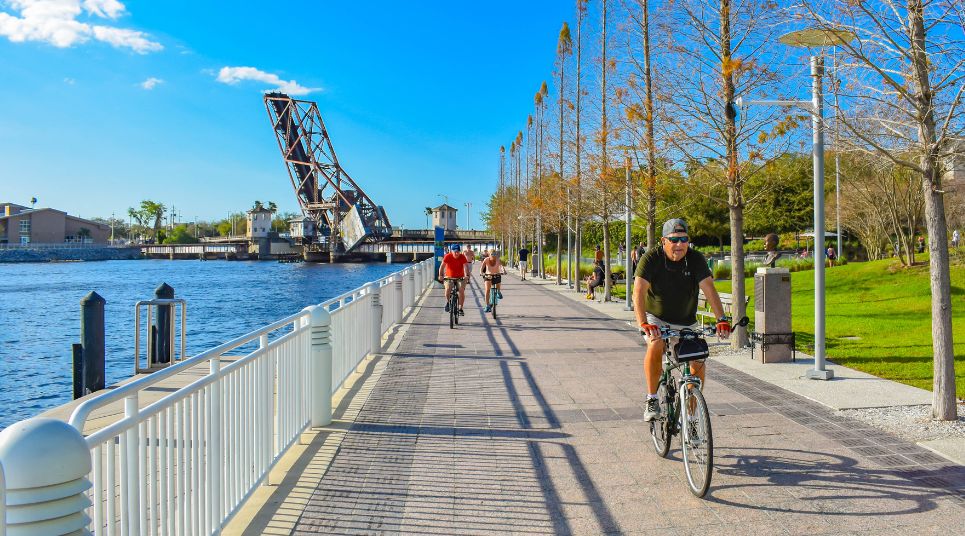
[228,273,964,535]
[523,273,962,465]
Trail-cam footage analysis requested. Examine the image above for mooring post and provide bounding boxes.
[79,291,106,396]
[306,305,332,427]
[366,282,382,357]
[0,418,92,534]
[152,283,174,365]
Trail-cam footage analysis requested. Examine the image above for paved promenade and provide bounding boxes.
[239,274,964,535]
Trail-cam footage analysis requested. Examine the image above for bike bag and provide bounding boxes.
[673,335,709,363]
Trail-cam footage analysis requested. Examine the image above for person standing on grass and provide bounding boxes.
[953,229,960,249]
[518,246,530,280]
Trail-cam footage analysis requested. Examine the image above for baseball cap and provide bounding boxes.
[449,244,461,252]
[662,218,689,237]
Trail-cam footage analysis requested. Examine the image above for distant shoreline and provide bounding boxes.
[0,246,142,263]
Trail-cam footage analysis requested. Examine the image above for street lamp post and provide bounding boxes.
[624,152,633,311]
[464,202,472,231]
[737,28,854,381]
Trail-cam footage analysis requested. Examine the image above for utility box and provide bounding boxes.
[752,267,794,363]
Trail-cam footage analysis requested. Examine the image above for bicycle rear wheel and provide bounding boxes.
[650,381,671,458]
[449,296,456,329]
[680,386,713,497]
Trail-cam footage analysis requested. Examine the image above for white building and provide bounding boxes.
[246,207,273,238]
[432,204,458,231]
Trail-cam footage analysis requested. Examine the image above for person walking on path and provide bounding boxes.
[633,219,731,421]
[631,240,646,275]
[438,244,470,317]
[826,244,837,267]
[517,246,530,280]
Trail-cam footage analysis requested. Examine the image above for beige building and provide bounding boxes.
[0,203,110,245]
[432,204,458,231]
[246,207,273,238]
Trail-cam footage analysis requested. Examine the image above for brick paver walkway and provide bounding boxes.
[292,275,964,535]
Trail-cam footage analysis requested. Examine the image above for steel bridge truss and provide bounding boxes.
[264,92,391,253]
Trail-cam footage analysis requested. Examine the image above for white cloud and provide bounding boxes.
[0,0,161,53]
[140,77,162,90]
[63,77,75,84]
[215,66,319,96]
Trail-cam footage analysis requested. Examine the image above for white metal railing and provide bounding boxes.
[0,259,434,535]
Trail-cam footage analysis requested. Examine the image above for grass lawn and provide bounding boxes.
[714,257,965,397]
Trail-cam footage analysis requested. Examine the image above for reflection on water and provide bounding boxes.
[0,259,407,429]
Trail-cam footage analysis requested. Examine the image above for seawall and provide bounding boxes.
[0,246,143,263]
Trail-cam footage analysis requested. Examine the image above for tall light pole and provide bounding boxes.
[739,28,855,381]
[110,212,115,244]
[623,151,633,311]
[464,202,472,231]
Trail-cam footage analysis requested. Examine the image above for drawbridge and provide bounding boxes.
[265,93,391,260]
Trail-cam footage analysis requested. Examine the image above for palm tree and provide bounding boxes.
[425,206,433,230]
[267,201,277,213]
[253,200,264,211]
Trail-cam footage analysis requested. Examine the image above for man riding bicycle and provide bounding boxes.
[633,219,731,421]
[480,249,506,313]
[439,244,470,316]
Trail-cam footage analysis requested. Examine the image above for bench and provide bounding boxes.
[696,290,750,326]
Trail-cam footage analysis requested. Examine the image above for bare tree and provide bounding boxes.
[557,22,575,284]
[801,0,964,419]
[657,0,790,347]
[574,0,590,291]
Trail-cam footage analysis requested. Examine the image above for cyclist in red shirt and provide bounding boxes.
[438,244,470,316]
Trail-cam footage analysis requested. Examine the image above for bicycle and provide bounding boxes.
[441,277,463,329]
[481,271,505,318]
[648,316,748,497]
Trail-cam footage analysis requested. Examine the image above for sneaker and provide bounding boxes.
[458,308,465,316]
[444,302,451,313]
[484,305,492,312]
[497,290,503,299]
[644,398,661,422]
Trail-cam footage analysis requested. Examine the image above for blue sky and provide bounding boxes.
[0,1,573,230]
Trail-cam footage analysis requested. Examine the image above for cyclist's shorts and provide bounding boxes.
[644,313,697,345]
[488,275,502,285]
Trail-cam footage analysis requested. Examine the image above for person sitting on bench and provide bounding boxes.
[585,260,606,300]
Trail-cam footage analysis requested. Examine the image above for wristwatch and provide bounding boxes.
[717,316,730,323]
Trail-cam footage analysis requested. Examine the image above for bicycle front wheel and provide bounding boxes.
[650,381,671,458]
[680,386,713,497]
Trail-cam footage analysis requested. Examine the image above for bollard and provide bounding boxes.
[366,282,383,356]
[0,418,93,535]
[306,306,332,427]
[76,292,106,397]
[152,283,174,365]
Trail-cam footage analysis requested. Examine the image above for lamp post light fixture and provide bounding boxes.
[736,27,855,381]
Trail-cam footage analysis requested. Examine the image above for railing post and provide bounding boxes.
[407,269,416,308]
[366,282,383,355]
[208,356,222,533]
[123,395,140,535]
[394,275,404,321]
[0,459,5,536]
[0,418,92,535]
[307,306,332,427]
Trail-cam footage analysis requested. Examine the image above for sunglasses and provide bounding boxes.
[665,236,689,244]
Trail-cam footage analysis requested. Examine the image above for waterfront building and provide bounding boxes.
[432,204,459,231]
[0,202,110,245]
[246,206,273,238]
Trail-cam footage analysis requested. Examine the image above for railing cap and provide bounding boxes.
[0,418,91,489]
[304,304,331,325]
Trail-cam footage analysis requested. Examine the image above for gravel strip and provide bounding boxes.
[839,403,965,443]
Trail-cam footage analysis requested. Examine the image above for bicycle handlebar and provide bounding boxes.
[644,316,750,339]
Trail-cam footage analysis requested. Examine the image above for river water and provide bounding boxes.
[0,259,409,429]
